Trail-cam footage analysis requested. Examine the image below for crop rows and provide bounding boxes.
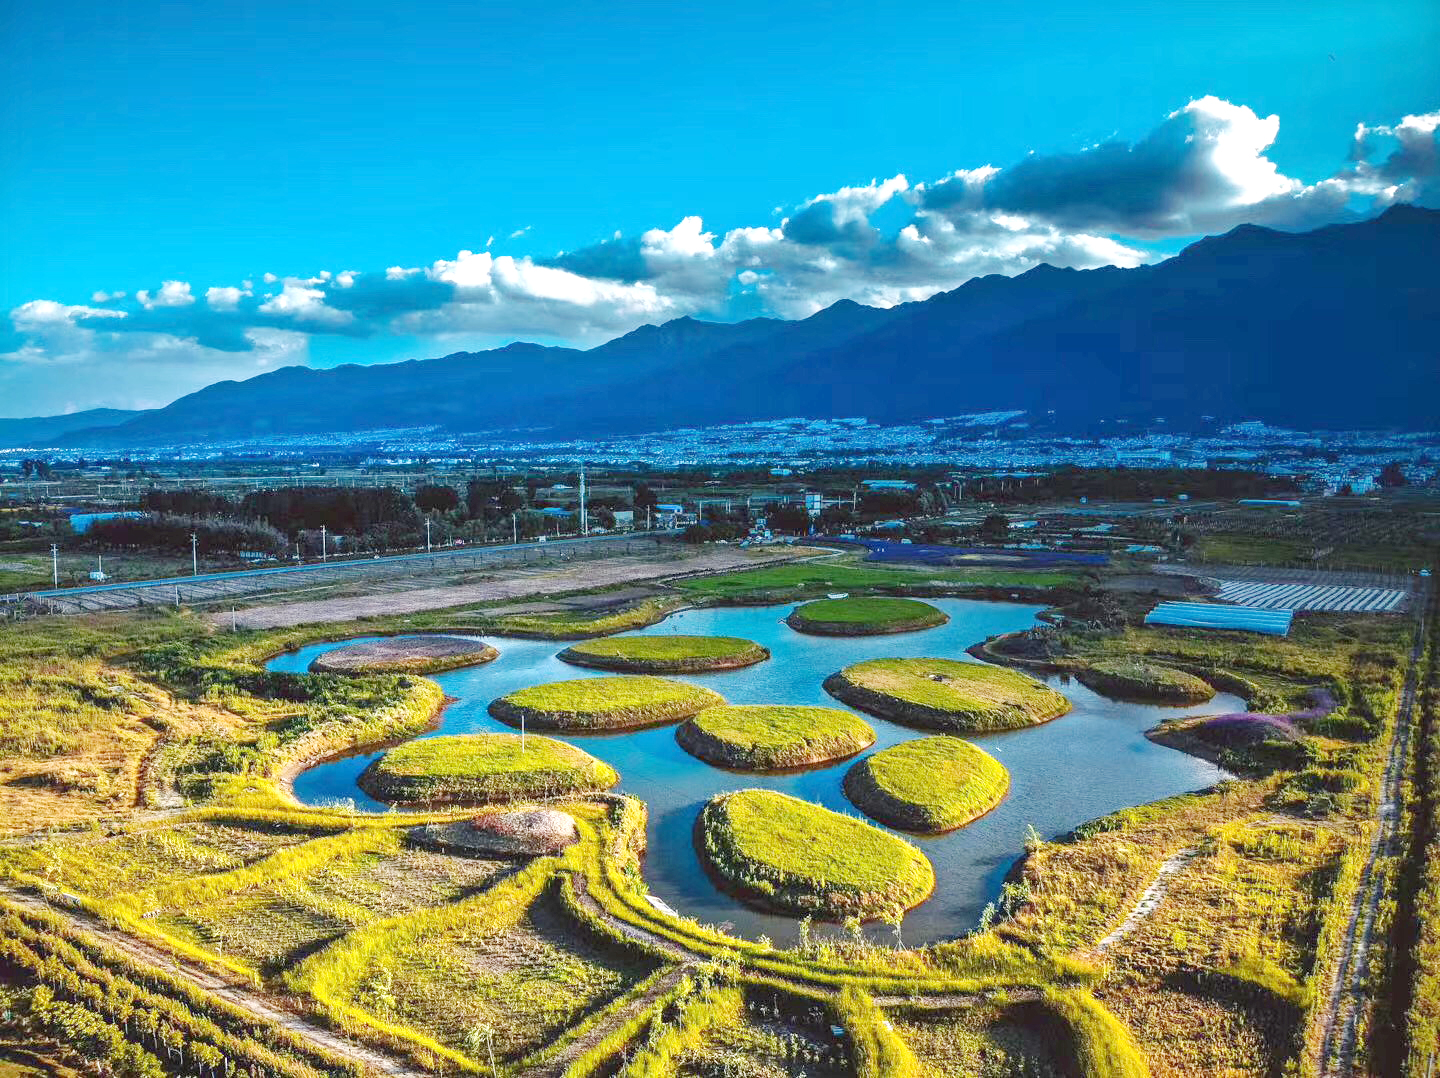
[0,900,357,1078]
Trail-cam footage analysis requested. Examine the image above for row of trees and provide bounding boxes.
[86,513,288,557]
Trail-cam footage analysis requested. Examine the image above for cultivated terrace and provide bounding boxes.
[0,536,1433,1078]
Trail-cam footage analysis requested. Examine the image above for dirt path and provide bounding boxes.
[1315,606,1426,1077]
[214,547,795,629]
[1094,847,1200,953]
[0,887,431,1078]
[535,965,692,1078]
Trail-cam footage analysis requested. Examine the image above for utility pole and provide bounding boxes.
[512,513,518,544]
[425,519,432,553]
[321,525,328,562]
[190,533,198,576]
[50,544,58,589]
[579,463,588,536]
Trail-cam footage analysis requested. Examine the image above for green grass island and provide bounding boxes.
[307,635,498,675]
[785,596,949,636]
[844,736,1010,832]
[825,657,1071,732]
[1075,658,1217,704]
[698,788,935,919]
[488,675,725,732]
[557,634,769,673]
[676,705,876,771]
[357,732,618,806]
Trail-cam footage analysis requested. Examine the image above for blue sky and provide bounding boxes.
[2,0,1437,415]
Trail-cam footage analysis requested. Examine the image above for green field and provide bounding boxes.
[677,704,875,770]
[558,634,768,672]
[698,788,935,918]
[787,596,947,635]
[358,733,618,805]
[1075,658,1215,704]
[844,736,1010,832]
[826,657,1071,732]
[488,675,725,731]
[674,559,1085,600]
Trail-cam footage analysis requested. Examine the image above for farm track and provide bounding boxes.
[534,965,693,1078]
[1093,846,1200,953]
[217,546,802,629]
[0,886,432,1078]
[1315,604,1426,1077]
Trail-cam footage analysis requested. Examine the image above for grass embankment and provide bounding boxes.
[358,733,618,805]
[489,676,724,732]
[1076,658,1216,704]
[308,634,497,675]
[787,597,948,636]
[677,705,875,770]
[698,789,934,919]
[0,611,440,828]
[674,560,1085,601]
[826,658,1071,733]
[479,597,683,639]
[558,634,769,673]
[844,736,1009,832]
[1399,589,1438,1076]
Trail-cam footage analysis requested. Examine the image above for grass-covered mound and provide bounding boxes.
[358,733,618,805]
[488,676,725,732]
[308,635,497,675]
[557,634,769,673]
[1075,658,1215,704]
[786,596,948,636]
[698,789,934,918]
[844,736,1009,832]
[676,705,876,771]
[825,658,1070,732]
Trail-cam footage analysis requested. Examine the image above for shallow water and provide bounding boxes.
[276,599,1234,945]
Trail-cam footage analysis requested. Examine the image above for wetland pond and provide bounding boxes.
[277,599,1235,945]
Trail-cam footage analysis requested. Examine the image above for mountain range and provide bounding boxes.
[12,205,1439,449]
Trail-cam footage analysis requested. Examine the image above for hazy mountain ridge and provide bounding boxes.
[19,205,1438,449]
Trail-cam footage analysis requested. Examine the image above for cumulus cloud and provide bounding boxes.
[135,280,196,309]
[0,300,309,414]
[205,285,251,311]
[257,280,354,327]
[5,95,1437,414]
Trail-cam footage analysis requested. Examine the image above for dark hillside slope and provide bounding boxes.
[55,205,1440,446]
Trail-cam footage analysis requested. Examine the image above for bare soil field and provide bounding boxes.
[214,546,800,629]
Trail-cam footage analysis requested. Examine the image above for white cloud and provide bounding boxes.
[5,95,1436,414]
[205,285,251,310]
[257,280,354,326]
[135,280,195,309]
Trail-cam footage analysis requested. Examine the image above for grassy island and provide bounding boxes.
[786,596,948,636]
[358,733,618,805]
[825,657,1071,732]
[844,736,1010,832]
[676,705,876,771]
[307,635,498,675]
[698,789,934,919]
[557,634,769,673]
[488,675,725,732]
[1075,658,1216,704]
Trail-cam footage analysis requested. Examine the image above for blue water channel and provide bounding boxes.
[274,599,1235,946]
